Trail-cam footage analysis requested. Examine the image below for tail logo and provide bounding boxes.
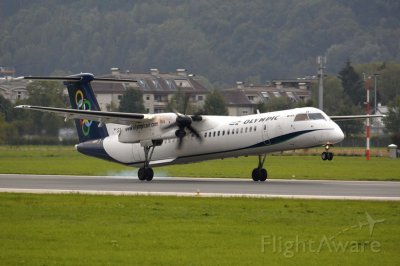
[75,90,93,136]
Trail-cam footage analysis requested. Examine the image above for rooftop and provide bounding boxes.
[93,68,209,94]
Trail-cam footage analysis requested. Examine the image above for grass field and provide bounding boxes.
[0,193,398,265]
[0,146,399,181]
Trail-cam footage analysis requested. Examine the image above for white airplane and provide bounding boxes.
[15,73,381,181]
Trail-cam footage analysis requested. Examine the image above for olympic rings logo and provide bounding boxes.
[75,89,92,136]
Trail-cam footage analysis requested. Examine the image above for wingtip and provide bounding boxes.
[14,105,31,109]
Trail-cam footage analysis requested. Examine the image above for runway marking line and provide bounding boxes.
[0,188,399,201]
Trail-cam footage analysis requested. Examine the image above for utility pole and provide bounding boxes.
[365,77,371,161]
[317,56,326,111]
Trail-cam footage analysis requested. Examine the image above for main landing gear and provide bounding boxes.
[252,154,268,182]
[137,140,162,181]
[321,144,334,161]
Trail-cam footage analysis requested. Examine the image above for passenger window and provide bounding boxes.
[208,132,211,137]
[218,131,220,136]
[254,126,257,131]
[222,130,225,136]
[204,133,207,138]
[236,128,239,134]
[240,128,243,134]
[213,132,216,137]
[249,127,252,132]
[245,128,248,133]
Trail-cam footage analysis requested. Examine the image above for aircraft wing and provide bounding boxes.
[15,105,154,125]
[330,114,385,121]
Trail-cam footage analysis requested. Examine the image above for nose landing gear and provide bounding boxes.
[321,144,334,161]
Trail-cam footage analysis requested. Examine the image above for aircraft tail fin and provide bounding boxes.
[63,74,108,142]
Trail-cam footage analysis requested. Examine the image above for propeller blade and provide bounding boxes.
[187,125,202,141]
[163,111,203,149]
[177,136,184,149]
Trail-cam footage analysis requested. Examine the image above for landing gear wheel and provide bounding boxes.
[145,168,154,181]
[252,168,260,181]
[138,167,154,181]
[252,168,268,182]
[138,167,146,181]
[251,154,268,182]
[321,144,334,161]
[321,152,334,161]
[259,168,268,182]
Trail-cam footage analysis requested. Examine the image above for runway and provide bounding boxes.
[0,174,399,201]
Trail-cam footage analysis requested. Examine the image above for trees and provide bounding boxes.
[338,60,365,106]
[167,89,194,114]
[25,81,67,136]
[1,1,400,85]
[0,95,14,122]
[258,97,299,113]
[202,90,228,115]
[383,96,400,146]
[118,88,146,113]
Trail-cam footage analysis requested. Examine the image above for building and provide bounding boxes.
[92,68,210,113]
[0,79,29,103]
[221,79,313,116]
[220,86,254,116]
[371,103,388,136]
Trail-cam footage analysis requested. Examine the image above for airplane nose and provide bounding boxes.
[334,125,345,143]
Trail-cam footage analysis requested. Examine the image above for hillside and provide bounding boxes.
[0,0,399,85]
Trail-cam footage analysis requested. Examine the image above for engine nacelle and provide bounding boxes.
[119,120,181,143]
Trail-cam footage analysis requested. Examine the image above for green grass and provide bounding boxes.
[0,193,398,265]
[1,146,399,180]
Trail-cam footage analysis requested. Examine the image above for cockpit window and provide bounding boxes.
[294,113,308,121]
[294,112,326,121]
[308,113,326,120]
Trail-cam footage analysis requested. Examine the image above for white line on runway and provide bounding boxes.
[1,188,399,201]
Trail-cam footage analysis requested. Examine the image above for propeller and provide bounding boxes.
[164,112,203,149]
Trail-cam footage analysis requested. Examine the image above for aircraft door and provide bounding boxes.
[262,121,271,145]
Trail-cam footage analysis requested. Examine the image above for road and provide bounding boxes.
[0,174,399,200]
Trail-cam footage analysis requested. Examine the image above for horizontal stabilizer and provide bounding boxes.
[19,73,137,84]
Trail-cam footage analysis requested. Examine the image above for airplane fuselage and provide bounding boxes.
[77,107,344,167]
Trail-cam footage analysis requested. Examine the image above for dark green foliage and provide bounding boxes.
[202,90,228,115]
[0,1,399,85]
[118,88,145,113]
[312,75,363,136]
[258,97,300,113]
[25,81,67,136]
[338,60,365,106]
[167,89,194,114]
[0,95,14,122]
[0,81,71,143]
